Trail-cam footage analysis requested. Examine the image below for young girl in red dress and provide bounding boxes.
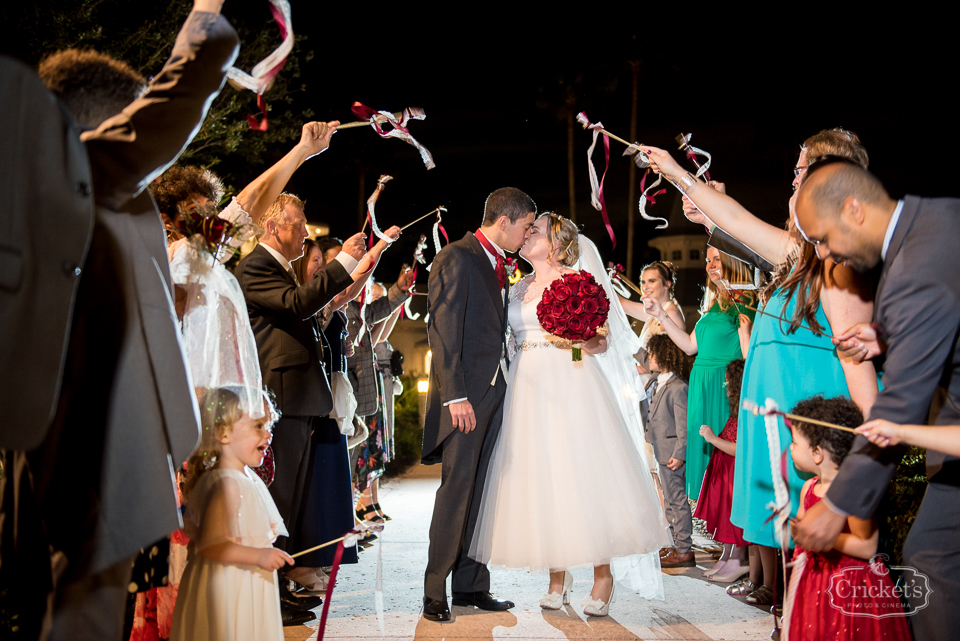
[782,395,911,641]
[694,359,748,582]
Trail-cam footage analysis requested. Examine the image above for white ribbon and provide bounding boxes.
[366,175,395,244]
[638,172,668,229]
[226,0,294,95]
[577,112,605,214]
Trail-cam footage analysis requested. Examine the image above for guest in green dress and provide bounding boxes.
[645,246,755,499]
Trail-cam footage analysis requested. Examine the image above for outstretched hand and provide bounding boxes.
[342,233,367,262]
[638,146,685,181]
[643,296,665,321]
[396,265,415,292]
[856,419,903,448]
[833,322,885,362]
[298,121,340,160]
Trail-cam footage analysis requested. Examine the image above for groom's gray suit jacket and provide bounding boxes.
[422,232,508,464]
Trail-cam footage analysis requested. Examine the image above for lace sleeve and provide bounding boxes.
[217,197,262,264]
[510,275,533,303]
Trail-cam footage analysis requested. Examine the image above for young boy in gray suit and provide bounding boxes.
[643,334,695,568]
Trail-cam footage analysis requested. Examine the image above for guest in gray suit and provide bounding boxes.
[643,334,694,568]
[420,187,535,622]
[793,157,960,640]
[4,4,238,638]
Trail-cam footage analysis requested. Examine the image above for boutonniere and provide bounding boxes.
[505,257,521,285]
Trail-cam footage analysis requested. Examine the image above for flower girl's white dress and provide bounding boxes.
[171,467,287,641]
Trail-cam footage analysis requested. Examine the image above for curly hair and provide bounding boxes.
[790,395,861,466]
[538,212,580,266]
[151,165,225,219]
[725,358,744,417]
[38,48,146,129]
[646,333,691,381]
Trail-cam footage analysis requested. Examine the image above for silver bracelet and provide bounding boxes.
[677,172,698,195]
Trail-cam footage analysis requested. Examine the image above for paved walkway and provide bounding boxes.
[285,465,773,640]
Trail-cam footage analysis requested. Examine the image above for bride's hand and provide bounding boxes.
[582,335,607,355]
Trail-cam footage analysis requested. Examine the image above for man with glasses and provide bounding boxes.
[793,157,960,640]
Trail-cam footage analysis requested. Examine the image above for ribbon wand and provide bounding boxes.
[335,112,403,129]
[742,399,858,434]
[676,133,712,181]
[401,206,447,231]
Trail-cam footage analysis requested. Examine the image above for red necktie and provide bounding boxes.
[474,230,506,289]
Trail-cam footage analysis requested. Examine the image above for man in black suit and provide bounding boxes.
[236,191,398,623]
[421,187,535,622]
[792,158,960,640]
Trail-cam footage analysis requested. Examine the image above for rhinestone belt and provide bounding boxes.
[517,339,573,351]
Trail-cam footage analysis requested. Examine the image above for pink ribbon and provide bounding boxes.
[351,103,436,169]
[576,112,617,249]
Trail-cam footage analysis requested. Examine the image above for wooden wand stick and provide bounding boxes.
[335,112,404,130]
[291,535,348,559]
[743,400,858,434]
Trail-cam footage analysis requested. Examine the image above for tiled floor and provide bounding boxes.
[284,464,773,640]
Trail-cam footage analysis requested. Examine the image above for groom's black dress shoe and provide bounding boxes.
[451,591,515,611]
[422,596,451,622]
[281,605,316,626]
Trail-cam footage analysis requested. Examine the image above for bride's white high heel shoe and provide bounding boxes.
[582,583,615,617]
[539,571,573,610]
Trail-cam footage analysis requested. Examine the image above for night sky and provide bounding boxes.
[4,3,957,305]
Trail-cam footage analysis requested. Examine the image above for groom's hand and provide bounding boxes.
[449,400,477,433]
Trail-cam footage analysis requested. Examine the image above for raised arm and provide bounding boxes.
[235,121,339,222]
[641,145,796,266]
[645,297,697,355]
[83,2,239,208]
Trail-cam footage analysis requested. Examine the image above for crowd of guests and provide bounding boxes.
[1,1,415,639]
[627,127,960,640]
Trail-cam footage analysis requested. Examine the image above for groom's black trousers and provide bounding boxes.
[424,373,507,601]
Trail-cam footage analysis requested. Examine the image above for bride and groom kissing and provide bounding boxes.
[420,188,671,622]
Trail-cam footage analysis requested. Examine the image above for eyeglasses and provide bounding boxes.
[793,166,809,178]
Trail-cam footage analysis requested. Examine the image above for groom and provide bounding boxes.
[421,187,536,621]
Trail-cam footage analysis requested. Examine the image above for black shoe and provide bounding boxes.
[451,591,515,611]
[422,596,451,622]
[281,605,316,626]
[280,591,322,611]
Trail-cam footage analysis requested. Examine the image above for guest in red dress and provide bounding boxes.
[694,359,748,583]
[783,396,911,641]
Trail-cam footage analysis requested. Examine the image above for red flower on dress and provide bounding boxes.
[535,271,609,361]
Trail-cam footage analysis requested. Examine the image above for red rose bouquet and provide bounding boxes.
[536,271,610,361]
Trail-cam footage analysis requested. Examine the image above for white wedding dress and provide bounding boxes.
[469,237,672,599]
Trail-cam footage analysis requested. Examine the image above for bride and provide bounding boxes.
[468,213,672,615]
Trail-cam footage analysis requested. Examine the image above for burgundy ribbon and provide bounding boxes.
[685,147,711,181]
[640,168,667,204]
[577,112,617,249]
[247,93,269,131]
[315,541,345,640]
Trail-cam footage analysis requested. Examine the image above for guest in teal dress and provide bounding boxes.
[645,246,755,499]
